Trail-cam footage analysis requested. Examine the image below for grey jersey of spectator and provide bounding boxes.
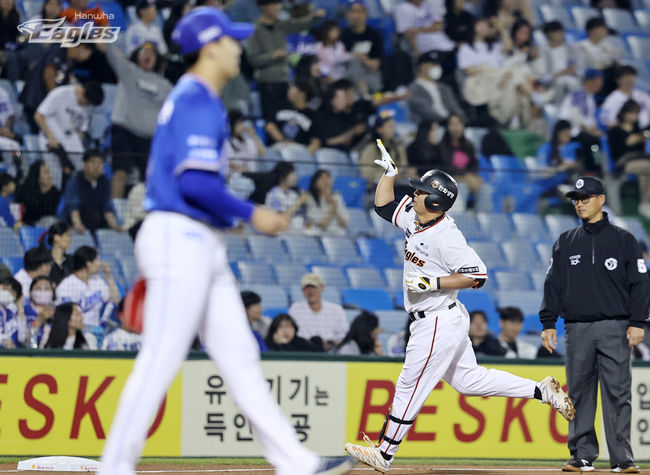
[105,44,173,139]
[408,79,467,124]
[246,13,318,83]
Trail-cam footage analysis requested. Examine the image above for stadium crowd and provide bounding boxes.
[0,0,649,356]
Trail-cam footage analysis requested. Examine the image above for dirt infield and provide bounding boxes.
[0,463,647,474]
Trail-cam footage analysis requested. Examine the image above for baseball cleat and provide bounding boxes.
[538,376,575,421]
[344,434,392,473]
[611,462,640,473]
[562,459,594,472]
[315,456,355,474]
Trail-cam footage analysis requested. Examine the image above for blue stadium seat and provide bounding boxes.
[315,148,354,177]
[247,235,288,263]
[501,241,541,269]
[96,229,133,256]
[369,209,404,239]
[346,208,374,238]
[112,198,127,226]
[23,134,40,152]
[449,212,485,240]
[536,242,553,266]
[100,254,127,290]
[383,267,403,291]
[464,127,488,152]
[367,17,395,56]
[90,1,128,29]
[495,290,542,317]
[224,233,249,262]
[310,265,350,288]
[476,213,516,242]
[312,0,338,19]
[0,228,23,257]
[530,270,547,292]
[378,101,410,123]
[468,241,508,269]
[278,144,318,178]
[540,4,575,28]
[346,266,386,288]
[289,285,342,305]
[393,289,403,308]
[522,315,543,334]
[282,235,326,263]
[511,213,551,242]
[634,10,650,30]
[118,255,138,289]
[375,310,409,333]
[333,176,366,208]
[342,288,394,311]
[392,237,404,261]
[569,6,601,30]
[613,216,649,243]
[545,214,578,238]
[19,0,43,20]
[242,284,289,309]
[70,231,96,253]
[1,256,23,274]
[357,237,397,268]
[602,8,641,33]
[237,262,276,285]
[457,290,499,333]
[19,226,46,251]
[320,236,362,264]
[625,35,650,60]
[494,271,534,291]
[273,262,307,287]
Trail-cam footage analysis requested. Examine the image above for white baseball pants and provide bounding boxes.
[379,303,537,456]
[100,212,320,475]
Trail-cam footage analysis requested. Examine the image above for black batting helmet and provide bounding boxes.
[408,170,458,212]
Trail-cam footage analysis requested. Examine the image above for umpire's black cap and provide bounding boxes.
[565,176,605,199]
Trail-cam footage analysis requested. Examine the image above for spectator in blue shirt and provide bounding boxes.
[58,150,122,234]
[0,173,16,228]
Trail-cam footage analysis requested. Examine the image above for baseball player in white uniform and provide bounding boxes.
[99,8,352,475]
[344,141,576,473]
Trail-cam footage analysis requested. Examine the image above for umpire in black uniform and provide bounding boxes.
[539,176,649,473]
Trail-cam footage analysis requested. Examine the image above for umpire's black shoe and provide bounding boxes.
[611,462,640,473]
[562,459,594,472]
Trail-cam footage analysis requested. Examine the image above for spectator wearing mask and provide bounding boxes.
[14,160,61,225]
[317,80,368,152]
[601,65,650,130]
[407,119,444,176]
[125,0,168,55]
[56,246,120,345]
[34,83,104,188]
[341,0,383,95]
[541,21,582,104]
[59,150,122,234]
[265,313,321,352]
[408,51,466,125]
[0,276,21,348]
[241,290,272,340]
[14,247,52,298]
[444,0,476,45]
[314,20,352,82]
[394,0,455,57]
[288,273,349,351]
[265,162,310,229]
[19,45,93,133]
[41,221,73,285]
[497,306,537,359]
[608,100,650,218]
[247,0,324,120]
[469,310,506,356]
[0,172,16,229]
[23,276,56,349]
[558,68,604,174]
[335,311,383,355]
[241,291,269,352]
[97,41,172,198]
[359,111,409,185]
[264,81,321,154]
[305,169,349,235]
[44,302,86,349]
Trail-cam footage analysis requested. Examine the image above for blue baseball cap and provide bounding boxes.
[172,7,254,55]
[346,0,368,8]
[583,68,603,81]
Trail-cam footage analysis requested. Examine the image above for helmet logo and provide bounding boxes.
[431,179,455,199]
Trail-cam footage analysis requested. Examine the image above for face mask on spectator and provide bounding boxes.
[31,290,54,306]
[428,65,442,81]
[0,290,15,307]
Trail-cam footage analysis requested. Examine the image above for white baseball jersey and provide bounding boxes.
[56,273,110,327]
[391,194,487,313]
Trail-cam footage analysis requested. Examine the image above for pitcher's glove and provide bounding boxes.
[406,275,439,293]
[374,139,398,177]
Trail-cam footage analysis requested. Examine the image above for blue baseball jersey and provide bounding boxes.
[143,75,232,227]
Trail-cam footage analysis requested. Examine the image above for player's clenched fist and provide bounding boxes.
[251,207,290,235]
[406,274,439,293]
[374,139,398,177]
